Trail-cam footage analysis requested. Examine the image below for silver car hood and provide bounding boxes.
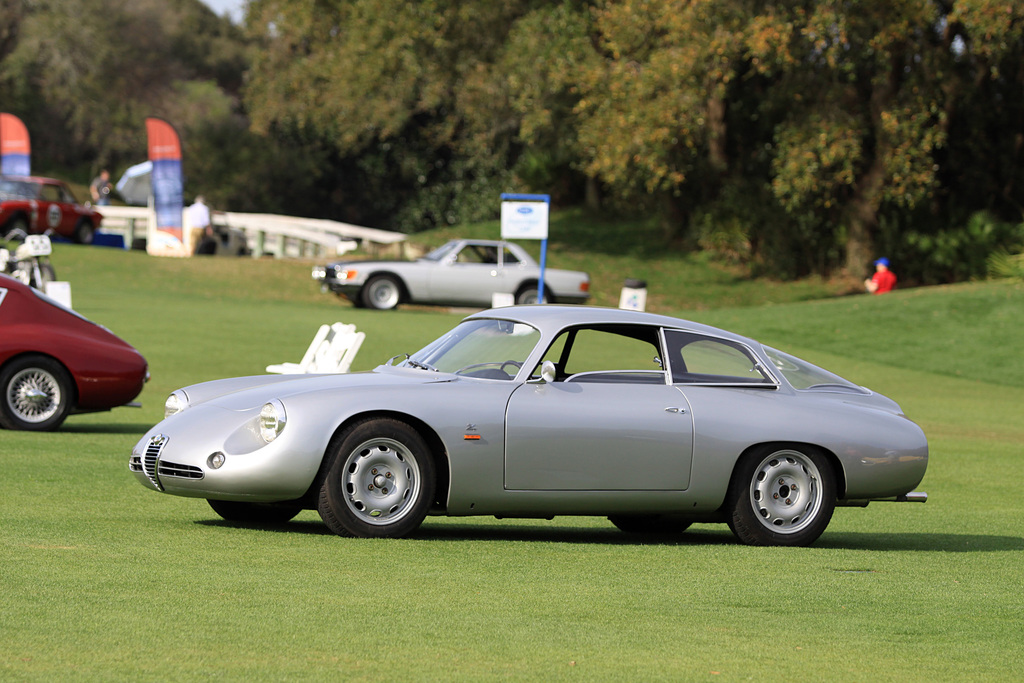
[179,366,453,411]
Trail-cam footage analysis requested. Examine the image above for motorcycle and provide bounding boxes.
[0,231,57,291]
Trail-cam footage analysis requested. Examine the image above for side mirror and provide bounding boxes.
[539,360,556,383]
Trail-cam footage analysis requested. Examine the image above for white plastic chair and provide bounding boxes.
[266,323,363,374]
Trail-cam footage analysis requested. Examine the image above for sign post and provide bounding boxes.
[500,193,550,302]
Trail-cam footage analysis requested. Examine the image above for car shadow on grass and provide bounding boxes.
[196,518,737,546]
[61,422,150,435]
[195,519,1023,552]
[817,532,1024,552]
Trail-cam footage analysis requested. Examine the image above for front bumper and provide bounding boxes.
[128,406,321,502]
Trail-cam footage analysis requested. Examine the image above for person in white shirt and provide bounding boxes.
[187,196,213,254]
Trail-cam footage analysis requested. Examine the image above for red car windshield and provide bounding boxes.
[0,178,39,199]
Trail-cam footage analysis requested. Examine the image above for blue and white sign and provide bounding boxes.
[500,197,549,240]
[500,193,551,302]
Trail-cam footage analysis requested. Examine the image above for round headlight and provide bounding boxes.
[164,390,189,418]
[259,399,287,443]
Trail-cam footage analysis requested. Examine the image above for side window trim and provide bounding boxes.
[663,328,779,386]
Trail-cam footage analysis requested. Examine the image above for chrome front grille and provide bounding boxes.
[158,461,204,479]
[130,434,206,489]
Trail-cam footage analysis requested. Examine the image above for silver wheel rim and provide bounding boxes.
[748,449,822,534]
[367,280,399,309]
[342,437,420,525]
[7,367,62,424]
[518,289,544,305]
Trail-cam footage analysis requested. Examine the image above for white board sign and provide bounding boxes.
[500,201,549,240]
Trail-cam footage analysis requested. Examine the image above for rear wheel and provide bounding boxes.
[361,275,402,310]
[726,445,836,547]
[207,499,302,524]
[318,418,435,538]
[0,355,73,431]
[512,282,552,305]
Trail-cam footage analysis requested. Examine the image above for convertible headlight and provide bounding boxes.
[259,399,287,443]
[164,390,189,418]
[311,265,326,280]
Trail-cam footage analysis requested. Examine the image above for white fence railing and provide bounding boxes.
[98,205,407,259]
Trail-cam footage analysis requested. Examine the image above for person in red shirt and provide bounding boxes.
[864,257,896,294]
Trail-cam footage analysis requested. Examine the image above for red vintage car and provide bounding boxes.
[0,273,148,430]
[0,175,103,244]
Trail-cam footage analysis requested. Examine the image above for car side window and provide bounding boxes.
[533,324,664,383]
[40,185,61,202]
[665,330,773,385]
[456,245,499,264]
[501,247,520,265]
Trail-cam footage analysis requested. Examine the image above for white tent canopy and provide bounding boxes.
[115,161,152,206]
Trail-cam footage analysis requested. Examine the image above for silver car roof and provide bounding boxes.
[465,305,760,347]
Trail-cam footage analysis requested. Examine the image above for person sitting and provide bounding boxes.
[864,257,896,294]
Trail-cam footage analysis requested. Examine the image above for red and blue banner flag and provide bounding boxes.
[145,117,187,255]
[0,113,31,176]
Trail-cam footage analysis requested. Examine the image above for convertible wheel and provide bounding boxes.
[726,445,836,547]
[0,355,73,431]
[318,418,436,538]
[207,499,303,524]
[608,515,692,535]
[361,275,401,310]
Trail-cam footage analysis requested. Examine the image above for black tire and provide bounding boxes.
[317,418,436,538]
[608,514,692,535]
[38,262,56,288]
[207,499,303,524]
[515,283,551,305]
[4,216,30,240]
[726,445,836,547]
[360,275,402,310]
[73,220,95,245]
[0,355,74,431]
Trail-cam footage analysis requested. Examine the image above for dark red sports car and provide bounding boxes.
[0,175,103,244]
[0,273,148,430]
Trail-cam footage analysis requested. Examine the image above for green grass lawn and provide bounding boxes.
[2,245,1021,681]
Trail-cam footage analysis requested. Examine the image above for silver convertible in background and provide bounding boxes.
[130,306,927,547]
[312,238,590,310]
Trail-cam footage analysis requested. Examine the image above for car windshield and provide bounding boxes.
[0,179,38,199]
[404,318,540,380]
[421,241,461,262]
[762,346,867,393]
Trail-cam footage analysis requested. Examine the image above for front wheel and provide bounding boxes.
[726,445,836,547]
[207,499,303,524]
[317,418,436,538]
[361,275,402,310]
[0,355,73,431]
[73,220,95,245]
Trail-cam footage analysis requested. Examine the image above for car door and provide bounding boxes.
[35,183,75,236]
[504,381,694,490]
[503,323,694,491]
[427,243,507,305]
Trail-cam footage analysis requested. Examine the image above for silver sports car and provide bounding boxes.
[312,239,590,309]
[130,306,927,546]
